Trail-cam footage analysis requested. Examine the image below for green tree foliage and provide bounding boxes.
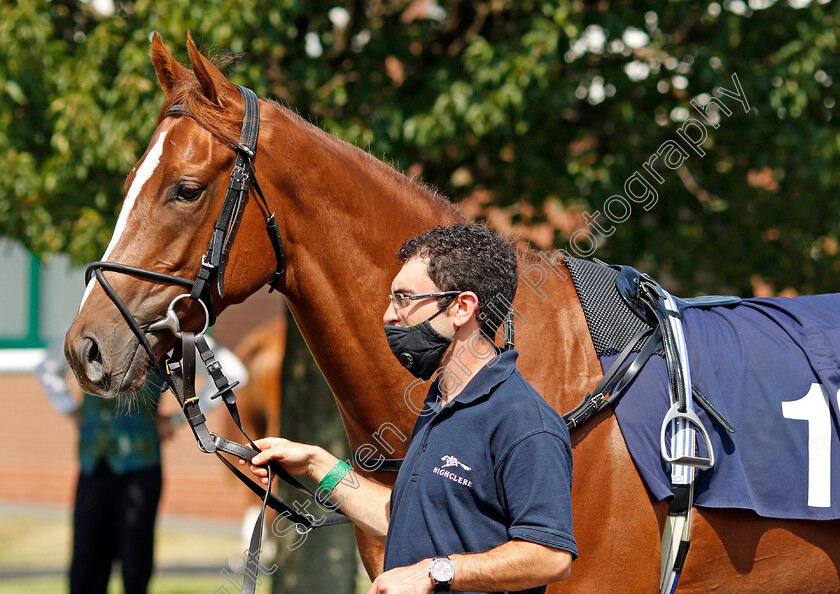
[1,0,838,295]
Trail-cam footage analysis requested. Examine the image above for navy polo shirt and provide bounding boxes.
[383,349,577,594]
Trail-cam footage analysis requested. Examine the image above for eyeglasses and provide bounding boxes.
[387,291,462,310]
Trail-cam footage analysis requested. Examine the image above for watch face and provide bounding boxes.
[430,558,455,583]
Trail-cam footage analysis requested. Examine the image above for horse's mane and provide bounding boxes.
[157,74,554,267]
[270,100,468,221]
[271,115,559,268]
[157,74,465,222]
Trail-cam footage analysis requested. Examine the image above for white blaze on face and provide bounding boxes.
[79,131,168,313]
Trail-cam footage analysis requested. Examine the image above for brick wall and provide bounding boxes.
[0,373,261,520]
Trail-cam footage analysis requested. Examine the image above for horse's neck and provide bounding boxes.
[259,106,601,446]
[263,107,464,446]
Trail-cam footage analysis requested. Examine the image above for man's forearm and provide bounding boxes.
[449,540,572,591]
[367,539,572,593]
[307,448,392,542]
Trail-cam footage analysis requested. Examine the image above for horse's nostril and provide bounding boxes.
[87,338,103,365]
[82,336,106,384]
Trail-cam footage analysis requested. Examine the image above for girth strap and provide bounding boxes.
[564,325,662,429]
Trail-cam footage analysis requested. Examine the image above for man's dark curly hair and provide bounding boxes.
[398,224,518,340]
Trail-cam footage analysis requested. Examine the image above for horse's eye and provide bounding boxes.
[176,183,202,201]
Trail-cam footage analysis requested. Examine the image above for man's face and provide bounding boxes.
[383,257,450,330]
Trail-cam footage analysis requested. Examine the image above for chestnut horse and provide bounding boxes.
[64,34,840,592]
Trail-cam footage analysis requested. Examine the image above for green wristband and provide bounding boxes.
[317,460,352,495]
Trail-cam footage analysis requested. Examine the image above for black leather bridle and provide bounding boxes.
[83,86,348,593]
[84,85,285,367]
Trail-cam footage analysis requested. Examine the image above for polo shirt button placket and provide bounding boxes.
[421,421,435,455]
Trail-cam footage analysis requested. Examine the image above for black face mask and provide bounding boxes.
[384,305,455,380]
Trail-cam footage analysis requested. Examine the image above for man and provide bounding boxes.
[37,337,166,594]
[245,224,576,593]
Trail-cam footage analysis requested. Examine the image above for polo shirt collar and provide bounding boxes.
[426,348,519,409]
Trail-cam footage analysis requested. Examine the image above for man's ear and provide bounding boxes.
[452,291,481,328]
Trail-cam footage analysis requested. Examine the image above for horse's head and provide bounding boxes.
[65,33,281,396]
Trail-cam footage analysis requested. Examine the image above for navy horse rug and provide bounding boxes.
[566,257,840,521]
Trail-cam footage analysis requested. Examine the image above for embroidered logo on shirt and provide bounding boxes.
[433,455,473,488]
[440,455,471,471]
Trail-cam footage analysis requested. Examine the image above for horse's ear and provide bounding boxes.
[150,32,189,96]
[186,31,238,107]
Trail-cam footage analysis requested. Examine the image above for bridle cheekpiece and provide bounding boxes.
[84,85,285,365]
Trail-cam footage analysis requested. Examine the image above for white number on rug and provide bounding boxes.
[781,383,832,508]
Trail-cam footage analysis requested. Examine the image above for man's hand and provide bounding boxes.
[366,559,433,594]
[238,437,320,484]
[238,437,394,541]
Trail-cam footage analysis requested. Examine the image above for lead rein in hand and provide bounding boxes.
[159,330,351,528]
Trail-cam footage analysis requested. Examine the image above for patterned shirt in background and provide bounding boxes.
[76,375,163,475]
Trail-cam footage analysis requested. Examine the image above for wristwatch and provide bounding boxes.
[429,556,455,592]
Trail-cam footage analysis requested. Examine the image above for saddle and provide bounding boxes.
[565,263,740,443]
[577,262,741,594]
[614,264,742,325]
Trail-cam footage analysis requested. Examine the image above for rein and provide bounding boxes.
[83,85,346,594]
[162,327,349,593]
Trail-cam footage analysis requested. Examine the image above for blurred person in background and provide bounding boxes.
[37,332,247,594]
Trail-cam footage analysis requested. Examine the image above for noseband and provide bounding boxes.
[84,85,285,364]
